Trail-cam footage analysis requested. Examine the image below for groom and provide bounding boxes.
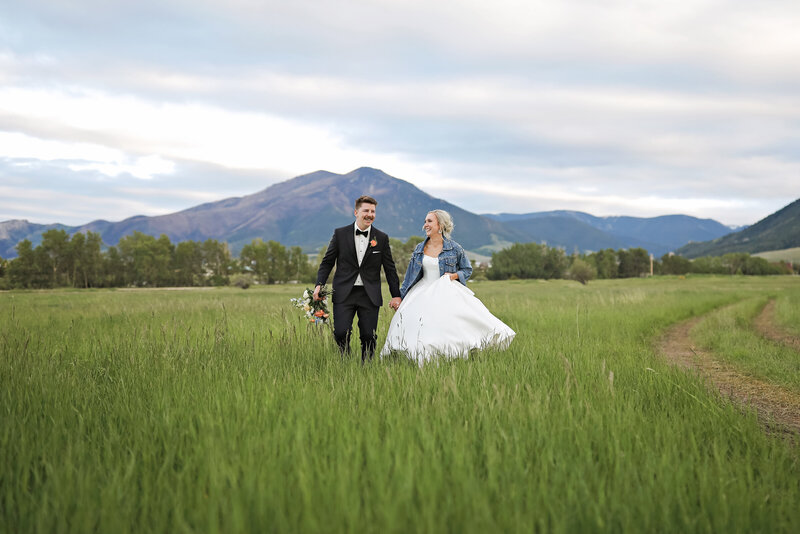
[314,195,402,362]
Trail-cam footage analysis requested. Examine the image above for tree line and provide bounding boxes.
[0,230,319,290]
[0,231,429,290]
[0,231,794,290]
[484,243,796,283]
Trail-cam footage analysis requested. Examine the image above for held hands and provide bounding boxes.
[317,284,401,309]
[449,273,459,281]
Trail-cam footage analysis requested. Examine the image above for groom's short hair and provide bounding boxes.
[355,195,377,209]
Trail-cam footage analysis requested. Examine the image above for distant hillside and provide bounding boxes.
[0,167,748,260]
[0,220,72,259]
[501,216,632,252]
[484,211,734,255]
[676,198,800,258]
[754,247,800,264]
[0,168,524,258]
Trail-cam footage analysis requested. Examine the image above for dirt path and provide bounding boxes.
[753,299,800,351]
[657,315,800,436]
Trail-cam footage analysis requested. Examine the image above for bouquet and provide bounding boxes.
[290,286,332,326]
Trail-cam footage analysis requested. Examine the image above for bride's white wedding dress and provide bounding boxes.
[381,254,515,365]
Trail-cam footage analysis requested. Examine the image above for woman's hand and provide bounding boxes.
[449,273,459,281]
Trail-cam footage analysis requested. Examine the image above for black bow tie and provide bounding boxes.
[356,229,369,237]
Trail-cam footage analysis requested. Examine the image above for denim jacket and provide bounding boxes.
[399,237,473,298]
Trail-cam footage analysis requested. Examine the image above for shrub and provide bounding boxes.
[568,258,596,285]
[231,273,254,289]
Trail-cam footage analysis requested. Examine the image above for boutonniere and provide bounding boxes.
[370,238,378,248]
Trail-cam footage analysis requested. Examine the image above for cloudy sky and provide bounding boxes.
[1,0,798,227]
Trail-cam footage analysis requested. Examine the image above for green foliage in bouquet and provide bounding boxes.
[290,285,332,325]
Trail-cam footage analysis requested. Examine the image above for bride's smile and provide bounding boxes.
[423,214,440,236]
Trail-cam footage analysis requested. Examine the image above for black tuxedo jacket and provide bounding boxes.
[316,224,401,307]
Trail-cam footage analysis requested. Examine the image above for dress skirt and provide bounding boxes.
[381,272,515,365]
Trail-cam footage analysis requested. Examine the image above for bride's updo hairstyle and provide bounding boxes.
[428,209,454,239]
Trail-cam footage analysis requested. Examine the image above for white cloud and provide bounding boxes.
[0,131,175,180]
[68,155,175,180]
[0,131,121,163]
[0,86,425,176]
[0,185,172,223]
[429,177,747,212]
[1,0,799,228]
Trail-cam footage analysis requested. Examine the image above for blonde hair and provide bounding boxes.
[427,209,454,238]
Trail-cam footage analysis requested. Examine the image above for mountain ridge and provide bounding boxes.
[676,198,800,257]
[484,211,737,253]
[1,167,741,259]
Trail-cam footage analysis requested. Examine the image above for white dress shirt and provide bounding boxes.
[354,222,370,286]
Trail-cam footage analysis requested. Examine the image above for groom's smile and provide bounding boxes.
[354,202,376,231]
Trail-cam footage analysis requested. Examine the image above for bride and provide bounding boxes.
[381,209,515,364]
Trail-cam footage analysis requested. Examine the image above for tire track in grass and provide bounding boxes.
[657,315,800,436]
[753,299,800,351]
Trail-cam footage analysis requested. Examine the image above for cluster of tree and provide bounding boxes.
[0,230,317,290]
[1,232,795,290]
[5,229,106,289]
[0,230,435,291]
[487,243,570,280]
[658,252,794,276]
[486,243,795,283]
[240,239,315,286]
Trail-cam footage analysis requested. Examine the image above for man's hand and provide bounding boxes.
[389,297,402,310]
[313,285,322,301]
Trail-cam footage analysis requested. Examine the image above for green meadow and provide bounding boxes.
[691,295,800,391]
[2,276,799,533]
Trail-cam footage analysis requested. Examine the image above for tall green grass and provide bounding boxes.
[774,290,800,336]
[691,288,800,391]
[2,277,800,533]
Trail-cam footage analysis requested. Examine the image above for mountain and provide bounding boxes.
[0,168,524,259]
[484,211,734,255]
[676,198,800,258]
[0,167,744,260]
[0,219,72,258]
[490,215,638,252]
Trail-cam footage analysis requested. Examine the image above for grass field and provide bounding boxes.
[774,290,800,337]
[2,276,800,533]
[691,294,800,391]
[755,247,800,264]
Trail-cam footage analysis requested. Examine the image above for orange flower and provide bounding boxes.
[370,239,377,247]
[314,310,325,317]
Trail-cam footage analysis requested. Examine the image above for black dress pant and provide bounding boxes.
[332,286,379,361]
